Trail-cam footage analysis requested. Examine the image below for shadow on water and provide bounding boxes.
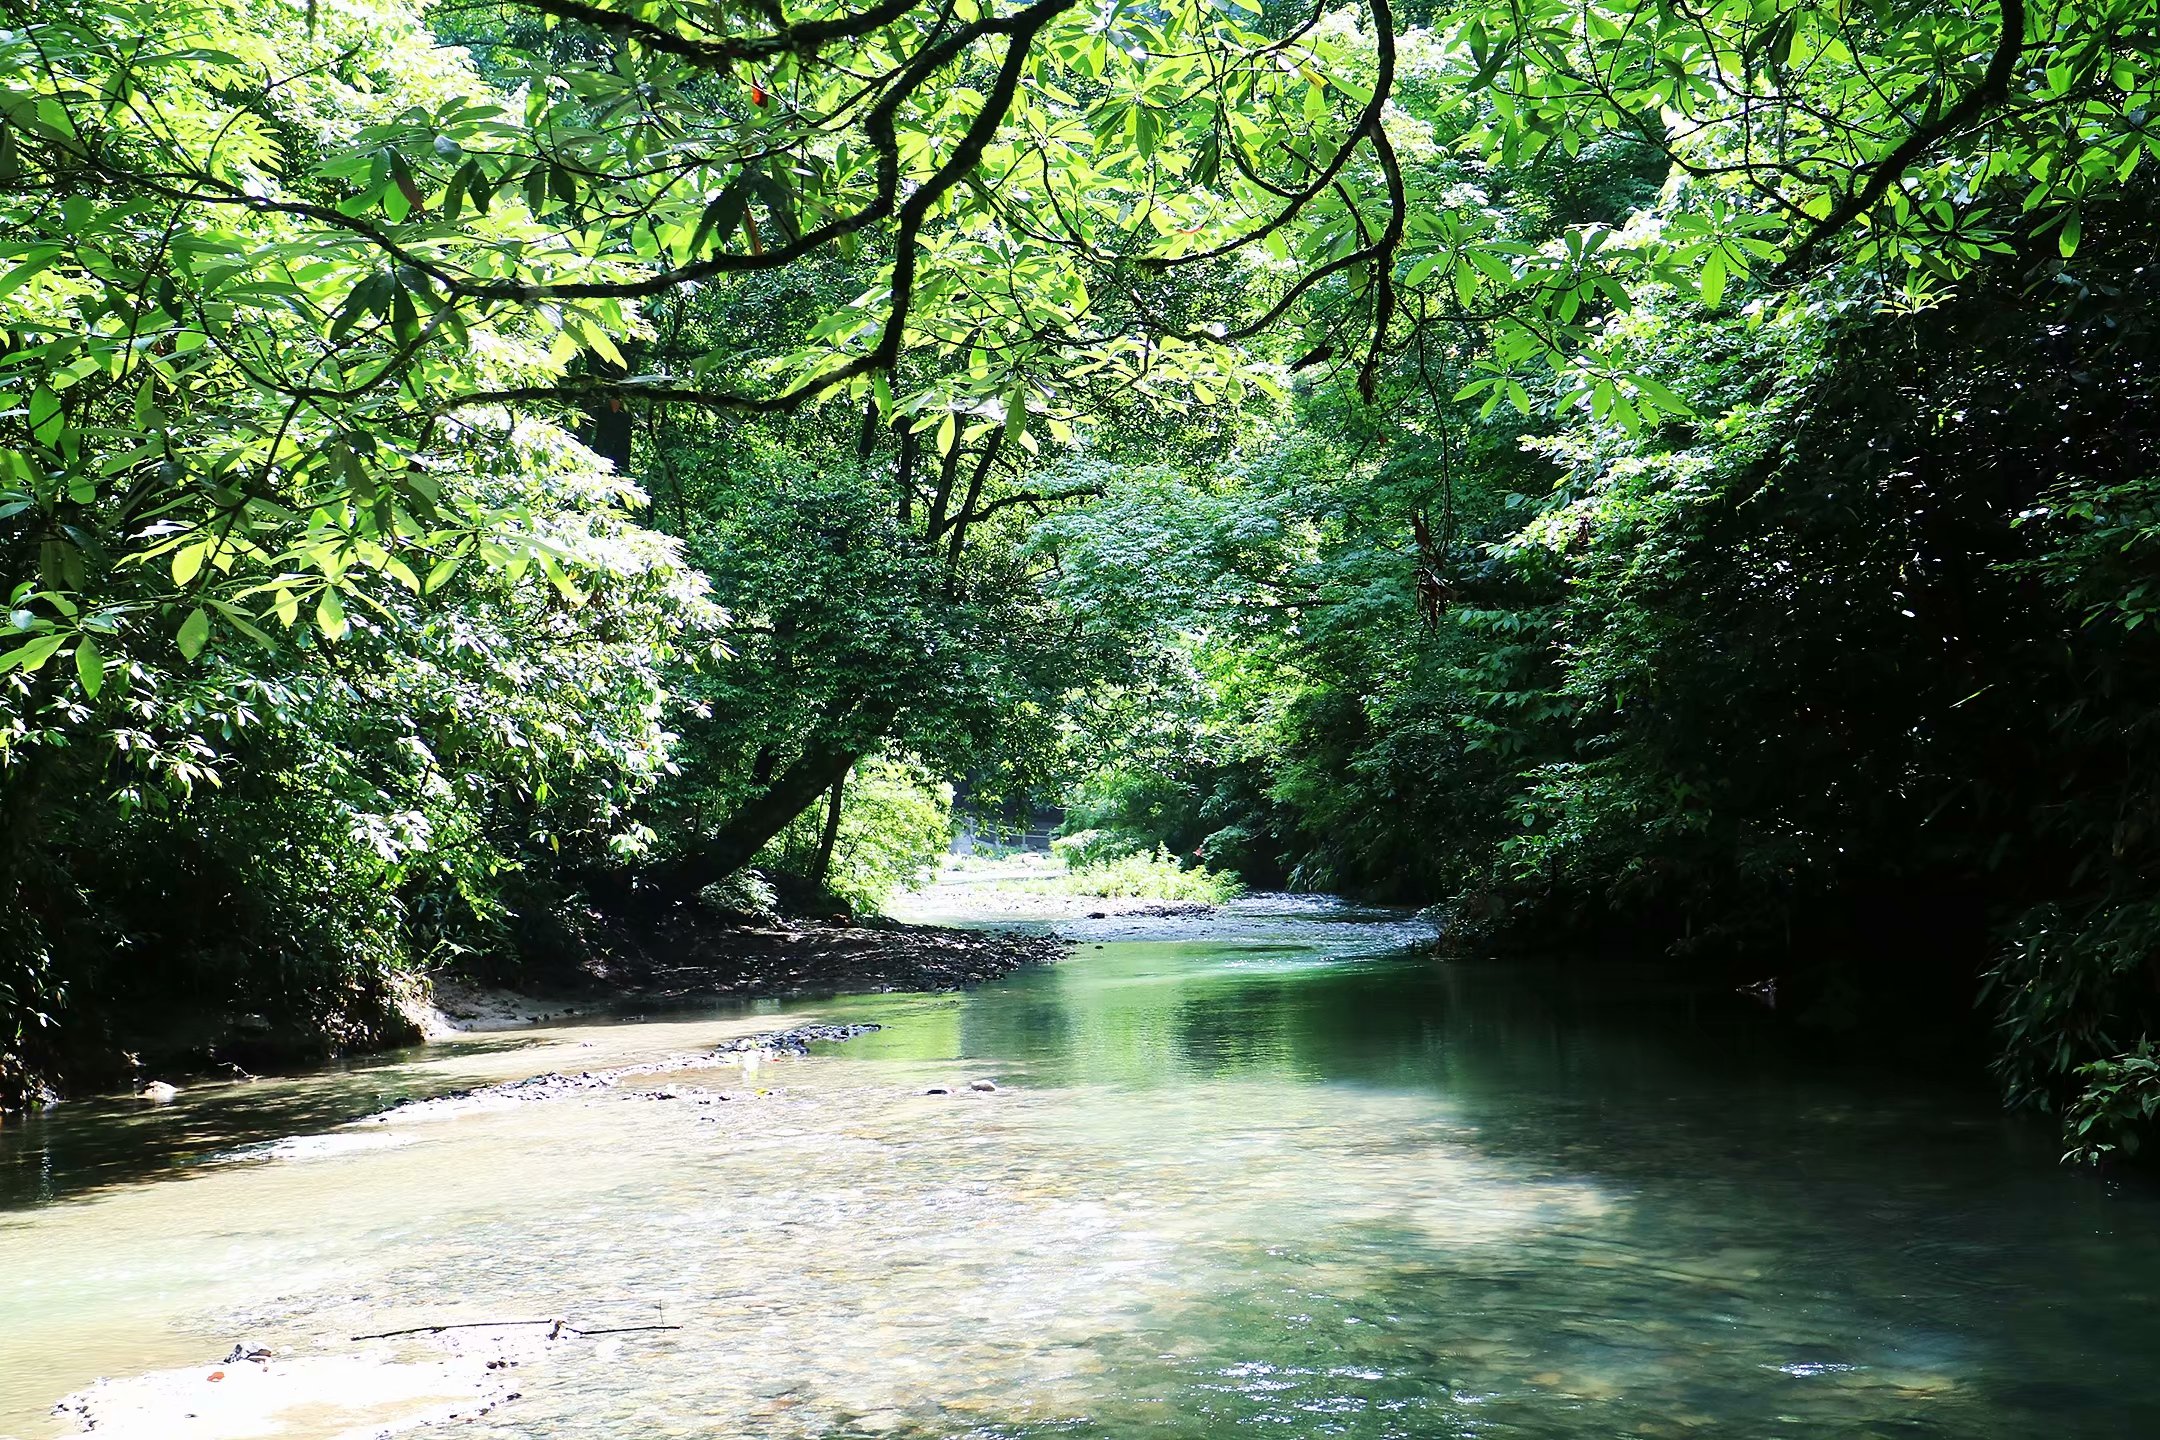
[0,1034,553,1209]
[10,903,2160,1438]
[827,936,2160,1438]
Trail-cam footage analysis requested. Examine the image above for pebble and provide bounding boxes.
[139,1081,181,1103]
[969,1079,999,1093]
[924,1086,951,1096]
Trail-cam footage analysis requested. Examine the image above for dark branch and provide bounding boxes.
[518,0,922,65]
[1775,0,2026,276]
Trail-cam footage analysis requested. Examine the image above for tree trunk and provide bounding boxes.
[809,769,849,889]
[582,351,636,475]
[682,740,859,889]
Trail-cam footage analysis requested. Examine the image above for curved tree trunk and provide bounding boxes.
[676,739,861,891]
[809,769,849,889]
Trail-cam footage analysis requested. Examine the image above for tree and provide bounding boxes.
[12,0,2160,1123]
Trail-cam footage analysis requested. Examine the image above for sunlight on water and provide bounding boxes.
[6,899,2160,1437]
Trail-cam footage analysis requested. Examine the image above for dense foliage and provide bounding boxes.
[7,0,2160,1164]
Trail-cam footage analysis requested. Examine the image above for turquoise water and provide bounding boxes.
[5,897,2159,1437]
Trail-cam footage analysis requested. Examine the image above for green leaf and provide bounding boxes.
[208,600,275,647]
[1700,247,1727,309]
[388,150,424,217]
[443,158,479,222]
[690,183,748,254]
[1004,382,1029,444]
[750,169,799,243]
[0,246,65,303]
[0,631,66,674]
[1632,376,1695,417]
[74,636,102,697]
[28,384,62,447]
[565,311,625,367]
[171,542,205,587]
[316,585,349,641]
[176,606,211,660]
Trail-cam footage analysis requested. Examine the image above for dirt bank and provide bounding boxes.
[47,914,1062,1111]
[578,913,1067,1004]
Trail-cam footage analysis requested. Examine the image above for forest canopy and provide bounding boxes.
[7,0,2160,1159]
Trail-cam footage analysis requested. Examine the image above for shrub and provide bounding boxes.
[701,869,780,919]
[1060,846,1244,903]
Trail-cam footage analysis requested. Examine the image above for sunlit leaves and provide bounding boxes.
[174,607,210,660]
[8,0,2159,728]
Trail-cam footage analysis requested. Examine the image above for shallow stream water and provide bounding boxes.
[5,896,2160,1437]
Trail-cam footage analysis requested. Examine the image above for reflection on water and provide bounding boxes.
[5,897,2160,1438]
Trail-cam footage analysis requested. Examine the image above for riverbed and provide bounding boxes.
[5,895,2159,1437]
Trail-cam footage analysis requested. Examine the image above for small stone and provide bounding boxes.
[968,1079,999,1093]
[139,1080,181,1103]
[924,1086,951,1095]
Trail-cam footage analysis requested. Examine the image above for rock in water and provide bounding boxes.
[968,1079,999,1093]
[924,1086,951,1096]
[139,1080,181,1103]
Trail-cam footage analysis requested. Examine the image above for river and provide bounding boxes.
[4,895,2159,1437]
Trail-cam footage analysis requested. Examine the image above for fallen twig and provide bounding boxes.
[349,1318,682,1341]
[350,1320,555,1340]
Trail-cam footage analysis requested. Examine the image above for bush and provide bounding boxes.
[1059,846,1244,903]
[700,869,780,918]
[2063,1042,2160,1165]
[1050,827,1137,868]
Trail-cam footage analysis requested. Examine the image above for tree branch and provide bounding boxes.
[1775,0,2026,276]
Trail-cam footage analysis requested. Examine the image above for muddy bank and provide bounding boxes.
[568,912,1068,1005]
[12,910,1059,1114]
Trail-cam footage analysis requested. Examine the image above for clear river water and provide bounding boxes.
[5,896,2160,1438]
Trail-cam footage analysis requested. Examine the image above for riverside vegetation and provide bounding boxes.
[4,0,2160,1164]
